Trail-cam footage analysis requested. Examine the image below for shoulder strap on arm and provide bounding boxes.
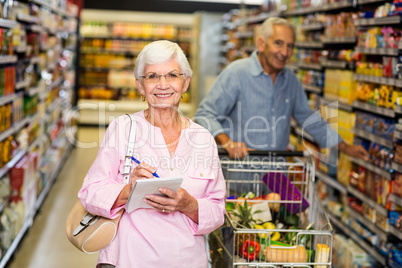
[123,114,136,184]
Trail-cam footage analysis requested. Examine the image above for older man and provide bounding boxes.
[195,17,367,160]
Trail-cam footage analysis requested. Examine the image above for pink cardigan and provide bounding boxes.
[78,111,226,267]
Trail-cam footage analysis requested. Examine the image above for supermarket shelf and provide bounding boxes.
[28,86,45,97]
[396,105,402,114]
[0,140,72,268]
[295,41,323,48]
[389,193,402,207]
[392,161,402,174]
[283,1,353,16]
[28,56,41,64]
[234,31,253,39]
[0,218,31,268]
[247,11,280,24]
[33,140,72,215]
[348,207,388,241]
[0,55,17,65]
[354,46,400,56]
[352,127,393,149]
[315,170,347,194]
[30,0,77,18]
[17,13,39,24]
[283,7,318,16]
[15,79,30,90]
[328,213,386,266]
[352,100,395,118]
[320,1,354,11]
[0,150,26,179]
[389,224,402,240]
[80,66,133,71]
[300,23,324,31]
[80,48,140,55]
[302,83,322,94]
[82,35,190,43]
[321,98,353,112]
[14,45,27,53]
[0,115,30,143]
[354,74,402,87]
[357,0,389,4]
[0,18,18,29]
[321,60,352,69]
[0,94,17,106]
[78,99,195,125]
[322,37,357,44]
[28,24,44,33]
[298,62,322,70]
[243,46,255,53]
[347,186,388,215]
[349,156,392,180]
[356,16,402,26]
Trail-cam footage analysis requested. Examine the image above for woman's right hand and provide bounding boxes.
[130,162,158,187]
[112,162,158,209]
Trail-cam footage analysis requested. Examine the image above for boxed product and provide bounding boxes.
[9,153,38,220]
[389,211,402,230]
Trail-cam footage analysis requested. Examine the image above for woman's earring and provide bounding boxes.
[141,95,146,102]
[181,92,187,99]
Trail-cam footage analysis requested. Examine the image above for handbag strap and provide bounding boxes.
[123,114,136,184]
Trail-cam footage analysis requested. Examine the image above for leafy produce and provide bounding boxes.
[230,201,262,229]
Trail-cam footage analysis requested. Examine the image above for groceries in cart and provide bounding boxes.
[218,157,333,267]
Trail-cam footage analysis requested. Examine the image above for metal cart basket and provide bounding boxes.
[212,151,333,268]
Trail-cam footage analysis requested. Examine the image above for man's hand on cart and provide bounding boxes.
[215,133,252,159]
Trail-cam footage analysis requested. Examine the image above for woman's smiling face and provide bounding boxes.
[136,57,190,109]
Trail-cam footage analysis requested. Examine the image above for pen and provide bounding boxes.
[130,156,160,178]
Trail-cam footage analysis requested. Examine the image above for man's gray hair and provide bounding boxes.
[260,17,296,40]
[134,40,193,79]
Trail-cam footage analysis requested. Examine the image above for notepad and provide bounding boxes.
[125,177,183,213]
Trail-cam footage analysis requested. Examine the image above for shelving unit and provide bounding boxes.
[0,0,79,266]
[78,9,198,125]
[220,0,402,266]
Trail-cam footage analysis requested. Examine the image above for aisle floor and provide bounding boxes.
[7,127,107,268]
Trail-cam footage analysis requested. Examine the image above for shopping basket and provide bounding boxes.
[211,150,333,268]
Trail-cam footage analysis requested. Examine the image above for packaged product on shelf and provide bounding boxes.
[388,242,402,268]
[389,211,402,230]
[376,211,389,231]
[392,173,402,197]
[9,153,38,220]
[337,152,352,187]
[1,201,24,251]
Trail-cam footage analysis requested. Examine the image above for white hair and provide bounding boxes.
[134,40,193,79]
[260,17,296,40]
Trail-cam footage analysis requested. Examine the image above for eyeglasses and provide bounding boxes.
[140,72,184,83]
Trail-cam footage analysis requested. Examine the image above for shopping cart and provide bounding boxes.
[210,150,333,268]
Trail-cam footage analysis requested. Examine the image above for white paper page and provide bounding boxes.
[125,177,183,213]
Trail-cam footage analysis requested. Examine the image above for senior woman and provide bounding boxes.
[78,40,226,267]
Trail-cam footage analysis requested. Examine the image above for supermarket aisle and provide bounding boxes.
[7,127,106,268]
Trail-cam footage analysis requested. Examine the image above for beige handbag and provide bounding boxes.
[66,114,136,254]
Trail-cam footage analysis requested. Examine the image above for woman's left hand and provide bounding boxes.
[144,187,199,223]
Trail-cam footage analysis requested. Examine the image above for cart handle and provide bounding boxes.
[217,149,304,157]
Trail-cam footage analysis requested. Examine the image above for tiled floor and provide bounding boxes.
[7,127,107,268]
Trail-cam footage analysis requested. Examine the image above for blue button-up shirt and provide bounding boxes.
[195,51,341,150]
